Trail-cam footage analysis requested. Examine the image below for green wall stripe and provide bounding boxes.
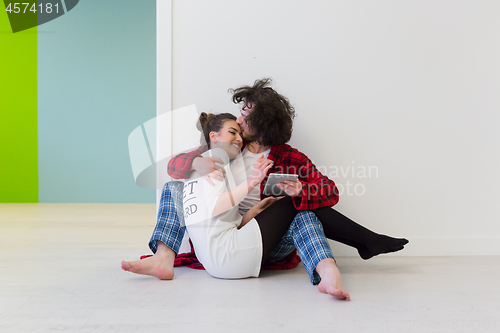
[0,8,38,203]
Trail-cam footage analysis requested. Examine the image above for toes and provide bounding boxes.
[382,246,404,255]
[328,289,350,301]
[121,261,130,271]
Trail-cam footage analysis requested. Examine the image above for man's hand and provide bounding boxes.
[192,156,226,186]
[276,179,303,197]
[203,168,225,186]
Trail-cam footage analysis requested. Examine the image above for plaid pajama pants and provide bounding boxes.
[149,181,334,285]
[149,181,186,255]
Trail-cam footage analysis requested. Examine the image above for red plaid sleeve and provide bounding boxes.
[167,146,206,179]
[292,157,339,210]
[262,144,339,210]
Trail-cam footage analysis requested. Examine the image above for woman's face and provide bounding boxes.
[210,120,243,159]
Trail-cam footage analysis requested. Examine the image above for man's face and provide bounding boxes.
[236,102,257,141]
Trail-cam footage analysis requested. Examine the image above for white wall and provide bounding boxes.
[168,0,500,256]
[156,0,172,209]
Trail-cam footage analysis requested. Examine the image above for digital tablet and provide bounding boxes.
[263,173,299,196]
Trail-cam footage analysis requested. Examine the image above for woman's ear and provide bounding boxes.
[209,131,217,143]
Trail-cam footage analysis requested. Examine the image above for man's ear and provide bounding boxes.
[209,131,217,143]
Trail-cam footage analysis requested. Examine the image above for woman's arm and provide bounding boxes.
[239,197,280,229]
[211,156,273,217]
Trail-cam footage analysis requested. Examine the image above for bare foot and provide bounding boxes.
[315,258,350,301]
[121,242,175,280]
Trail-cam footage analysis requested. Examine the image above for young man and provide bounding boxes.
[122,79,408,300]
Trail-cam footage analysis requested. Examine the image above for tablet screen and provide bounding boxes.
[263,173,298,196]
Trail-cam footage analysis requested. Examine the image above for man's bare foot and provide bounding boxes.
[121,242,175,280]
[315,258,350,301]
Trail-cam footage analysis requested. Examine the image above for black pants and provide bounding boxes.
[253,197,298,261]
[254,197,407,261]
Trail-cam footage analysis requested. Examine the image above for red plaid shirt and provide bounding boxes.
[167,144,339,210]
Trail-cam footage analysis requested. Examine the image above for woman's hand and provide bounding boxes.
[252,196,281,214]
[250,155,274,187]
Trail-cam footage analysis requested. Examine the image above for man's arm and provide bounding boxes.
[167,146,206,179]
[291,156,339,210]
[265,145,339,210]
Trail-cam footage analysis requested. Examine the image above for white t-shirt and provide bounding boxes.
[232,146,271,215]
[183,148,263,279]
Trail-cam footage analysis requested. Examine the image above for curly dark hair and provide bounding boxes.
[229,78,296,146]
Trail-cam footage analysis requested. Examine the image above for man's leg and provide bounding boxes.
[121,181,185,280]
[265,233,296,263]
[290,211,350,300]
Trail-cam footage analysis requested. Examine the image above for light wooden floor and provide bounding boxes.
[1,204,499,333]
